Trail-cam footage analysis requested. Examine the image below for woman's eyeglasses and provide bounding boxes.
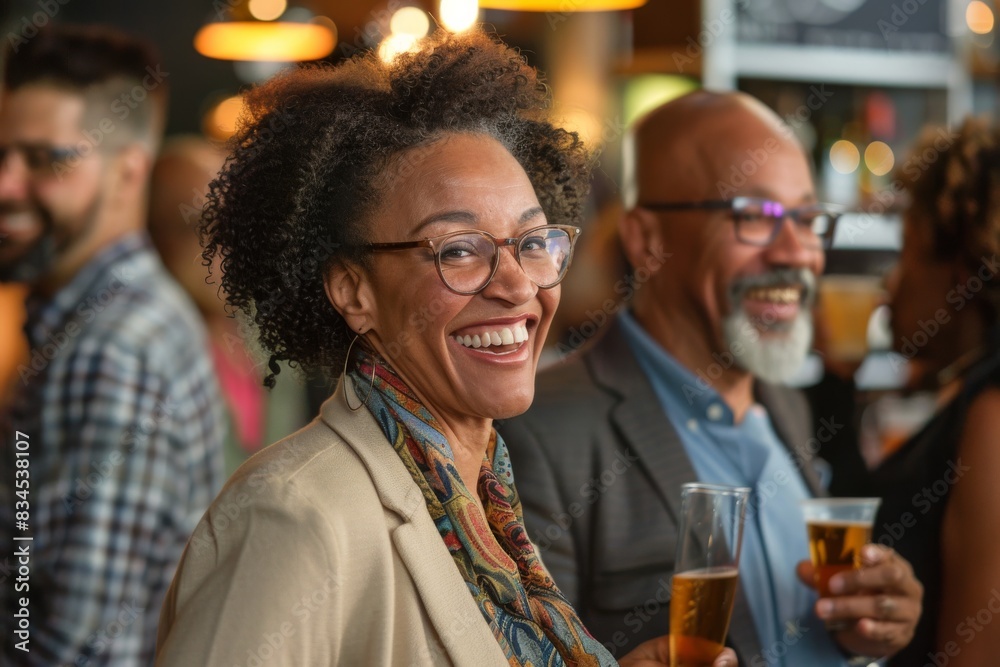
[368,224,581,295]
[639,196,843,249]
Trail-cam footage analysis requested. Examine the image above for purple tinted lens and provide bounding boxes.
[760,200,784,218]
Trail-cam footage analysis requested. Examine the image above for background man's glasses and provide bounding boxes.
[368,224,581,295]
[639,196,842,249]
[0,142,81,176]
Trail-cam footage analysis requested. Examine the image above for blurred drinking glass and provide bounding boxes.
[800,498,881,621]
[818,275,887,363]
[669,483,750,667]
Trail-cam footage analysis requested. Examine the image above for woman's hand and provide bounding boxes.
[796,544,923,658]
[618,635,737,667]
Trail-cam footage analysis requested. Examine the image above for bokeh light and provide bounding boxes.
[967,0,994,35]
[391,7,431,38]
[830,139,861,174]
[204,95,244,141]
[440,0,478,33]
[864,141,895,177]
[378,33,420,63]
[248,0,287,21]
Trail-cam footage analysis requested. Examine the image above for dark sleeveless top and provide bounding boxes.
[870,339,1000,667]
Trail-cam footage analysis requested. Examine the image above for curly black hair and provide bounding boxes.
[902,117,1000,321]
[201,29,593,387]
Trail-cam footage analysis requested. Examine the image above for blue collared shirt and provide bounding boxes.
[618,310,847,666]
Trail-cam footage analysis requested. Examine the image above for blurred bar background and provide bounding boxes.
[1,0,996,468]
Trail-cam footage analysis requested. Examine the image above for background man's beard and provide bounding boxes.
[0,192,102,285]
[0,210,57,284]
[723,308,813,384]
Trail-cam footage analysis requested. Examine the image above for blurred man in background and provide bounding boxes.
[0,25,224,665]
[500,91,922,666]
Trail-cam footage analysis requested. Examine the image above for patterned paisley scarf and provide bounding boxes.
[349,350,613,667]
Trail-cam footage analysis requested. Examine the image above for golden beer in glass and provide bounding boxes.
[806,520,873,597]
[669,567,739,666]
[817,275,885,362]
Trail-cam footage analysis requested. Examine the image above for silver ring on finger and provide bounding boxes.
[876,595,896,619]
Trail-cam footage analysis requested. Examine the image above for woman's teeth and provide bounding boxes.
[453,323,529,349]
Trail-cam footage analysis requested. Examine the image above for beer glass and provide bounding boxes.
[817,275,886,362]
[669,483,750,667]
[801,498,881,597]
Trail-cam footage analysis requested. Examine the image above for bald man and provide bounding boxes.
[498,92,922,666]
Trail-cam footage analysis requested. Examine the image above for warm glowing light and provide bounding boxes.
[864,141,895,176]
[379,33,420,63]
[391,7,431,38]
[623,75,699,128]
[194,22,336,61]
[967,0,995,34]
[478,0,645,9]
[558,108,604,149]
[311,15,338,40]
[205,95,245,141]
[439,0,478,32]
[248,0,287,21]
[830,140,861,174]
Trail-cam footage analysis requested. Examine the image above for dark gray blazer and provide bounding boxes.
[498,318,825,665]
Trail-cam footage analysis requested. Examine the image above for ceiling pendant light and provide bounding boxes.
[194,0,336,62]
[477,0,646,11]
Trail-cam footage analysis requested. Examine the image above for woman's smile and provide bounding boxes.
[450,314,536,360]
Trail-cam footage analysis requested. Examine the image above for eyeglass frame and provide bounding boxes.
[366,223,582,295]
[0,142,83,177]
[638,196,844,249]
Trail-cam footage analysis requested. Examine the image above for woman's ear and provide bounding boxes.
[324,260,376,334]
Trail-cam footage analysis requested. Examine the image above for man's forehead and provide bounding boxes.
[736,186,817,205]
[0,85,86,142]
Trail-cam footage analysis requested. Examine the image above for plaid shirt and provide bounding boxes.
[0,233,225,666]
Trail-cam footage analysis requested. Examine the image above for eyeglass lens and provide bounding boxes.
[733,198,834,247]
[436,227,573,293]
[0,144,76,174]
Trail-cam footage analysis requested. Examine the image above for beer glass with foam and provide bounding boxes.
[669,483,750,667]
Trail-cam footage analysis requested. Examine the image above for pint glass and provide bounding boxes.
[669,483,750,667]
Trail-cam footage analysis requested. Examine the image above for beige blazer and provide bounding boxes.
[156,378,508,667]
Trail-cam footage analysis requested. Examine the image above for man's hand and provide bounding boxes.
[618,635,737,667]
[796,544,923,658]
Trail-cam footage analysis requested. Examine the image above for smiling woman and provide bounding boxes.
[154,28,735,667]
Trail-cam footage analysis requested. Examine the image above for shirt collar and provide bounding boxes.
[617,309,736,425]
[25,232,150,347]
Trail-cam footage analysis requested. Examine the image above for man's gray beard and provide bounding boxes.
[722,307,813,384]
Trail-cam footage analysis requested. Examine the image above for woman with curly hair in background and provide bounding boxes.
[155,29,737,667]
[869,117,1000,666]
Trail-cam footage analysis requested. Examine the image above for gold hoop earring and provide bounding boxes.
[343,334,375,412]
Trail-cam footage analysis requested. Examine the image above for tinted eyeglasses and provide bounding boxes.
[0,142,81,176]
[368,224,581,295]
[639,196,842,249]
